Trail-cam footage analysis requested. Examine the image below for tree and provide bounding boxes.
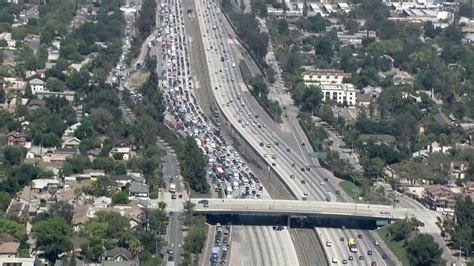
[112,191,129,205]
[0,217,26,241]
[319,104,335,125]
[3,145,26,165]
[32,216,72,262]
[277,19,289,35]
[406,234,443,266]
[178,138,209,194]
[181,201,196,230]
[361,157,385,179]
[300,85,323,114]
[389,219,415,241]
[0,192,11,212]
[45,77,65,92]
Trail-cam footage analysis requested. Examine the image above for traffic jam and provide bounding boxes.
[158,0,264,200]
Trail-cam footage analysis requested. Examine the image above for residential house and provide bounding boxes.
[110,147,133,160]
[0,257,40,266]
[29,78,45,94]
[71,204,94,231]
[359,134,396,146]
[54,257,84,266]
[433,112,454,128]
[450,161,469,180]
[62,122,81,138]
[0,235,20,258]
[101,248,133,262]
[35,90,75,102]
[32,179,60,193]
[83,169,106,179]
[27,99,46,110]
[2,77,27,94]
[46,148,77,163]
[129,181,149,198]
[62,137,81,149]
[424,184,456,211]
[6,202,28,220]
[93,196,112,208]
[113,173,145,187]
[357,93,373,107]
[6,131,27,146]
[87,148,102,161]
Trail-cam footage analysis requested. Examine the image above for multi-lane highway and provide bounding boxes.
[194,0,399,265]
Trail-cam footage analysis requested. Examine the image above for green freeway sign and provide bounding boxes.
[309,152,327,159]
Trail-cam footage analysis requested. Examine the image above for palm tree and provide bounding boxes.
[128,238,144,258]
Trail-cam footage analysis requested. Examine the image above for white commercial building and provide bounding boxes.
[320,83,357,106]
[302,69,357,106]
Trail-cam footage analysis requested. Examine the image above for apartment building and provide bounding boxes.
[302,69,352,85]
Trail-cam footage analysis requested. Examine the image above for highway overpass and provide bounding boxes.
[191,199,441,232]
[190,198,416,220]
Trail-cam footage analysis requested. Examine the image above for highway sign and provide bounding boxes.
[309,152,327,159]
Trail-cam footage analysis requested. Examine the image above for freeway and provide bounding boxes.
[195,1,402,265]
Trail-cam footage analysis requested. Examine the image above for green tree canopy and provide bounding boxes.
[32,216,72,262]
[406,234,442,266]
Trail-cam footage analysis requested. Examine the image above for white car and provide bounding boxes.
[326,241,332,247]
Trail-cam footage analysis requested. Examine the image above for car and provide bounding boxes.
[342,260,348,264]
[359,256,364,260]
[198,200,209,204]
[272,163,276,166]
[287,148,291,152]
[324,177,329,181]
[301,180,306,184]
[168,255,174,262]
[348,256,353,261]
[368,250,372,256]
[169,211,174,216]
[271,155,277,159]
[290,175,295,179]
[304,192,309,196]
[358,234,363,239]
[266,144,271,148]
[167,249,173,254]
[301,167,305,172]
[273,225,283,230]
[331,257,338,263]
[335,190,341,194]
[171,194,177,199]
[371,262,377,266]
[302,196,307,201]
[259,142,264,146]
[326,241,332,247]
[382,254,388,259]
[340,237,344,241]
[374,241,379,246]
[301,142,305,146]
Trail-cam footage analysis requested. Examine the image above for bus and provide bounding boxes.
[348,238,358,253]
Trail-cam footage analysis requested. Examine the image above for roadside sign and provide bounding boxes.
[309,152,327,159]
